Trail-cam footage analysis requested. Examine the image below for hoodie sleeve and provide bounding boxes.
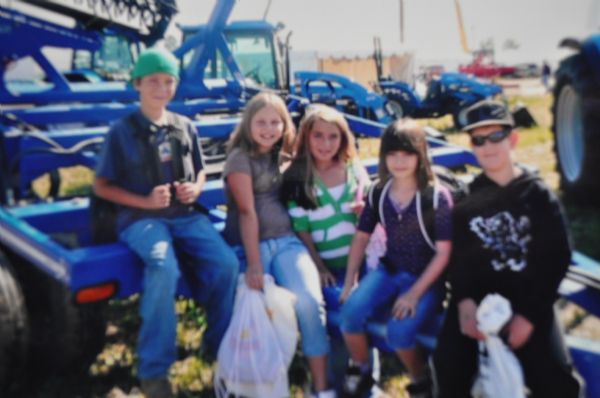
[446,211,479,303]
[445,176,489,304]
[512,182,572,324]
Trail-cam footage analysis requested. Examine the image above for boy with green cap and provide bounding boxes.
[94,48,239,398]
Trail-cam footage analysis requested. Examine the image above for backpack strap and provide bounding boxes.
[418,182,453,252]
[367,178,393,227]
[416,189,436,251]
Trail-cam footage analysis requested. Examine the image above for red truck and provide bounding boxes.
[459,54,516,78]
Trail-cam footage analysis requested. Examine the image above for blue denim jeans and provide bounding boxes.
[233,235,330,357]
[339,267,443,350]
[120,213,239,379]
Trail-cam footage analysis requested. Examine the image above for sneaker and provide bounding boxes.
[140,377,174,398]
[341,365,375,398]
[406,378,433,398]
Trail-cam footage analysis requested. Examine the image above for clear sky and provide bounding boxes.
[174,0,598,67]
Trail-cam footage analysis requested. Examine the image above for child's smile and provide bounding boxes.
[250,105,284,153]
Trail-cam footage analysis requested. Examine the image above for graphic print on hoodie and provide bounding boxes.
[447,169,571,326]
[469,211,532,272]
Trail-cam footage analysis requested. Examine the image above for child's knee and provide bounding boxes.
[216,248,240,279]
[144,258,180,288]
[294,292,323,320]
[387,319,420,349]
[339,302,368,334]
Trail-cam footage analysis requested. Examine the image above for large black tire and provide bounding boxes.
[552,53,600,202]
[0,252,29,394]
[16,262,107,380]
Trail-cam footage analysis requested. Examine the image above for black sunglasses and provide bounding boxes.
[470,129,511,147]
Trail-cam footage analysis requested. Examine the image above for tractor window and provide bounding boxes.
[180,40,233,81]
[93,36,135,80]
[226,32,277,88]
[73,36,135,81]
[204,51,233,80]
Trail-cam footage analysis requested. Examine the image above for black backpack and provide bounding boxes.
[367,166,467,250]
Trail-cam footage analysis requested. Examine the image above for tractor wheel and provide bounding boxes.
[552,54,600,202]
[0,252,29,394]
[452,109,465,130]
[19,265,107,380]
[385,100,404,119]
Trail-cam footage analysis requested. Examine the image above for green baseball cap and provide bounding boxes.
[131,48,180,80]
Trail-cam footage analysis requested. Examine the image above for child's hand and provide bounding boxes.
[245,266,264,290]
[350,200,365,215]
[147,184,171,209]
[174,181,200,204]
[318,268,336,287]
[458,298,485,341]
[393,291,418,319]
[339,283,354,303]
[506,314,534,349]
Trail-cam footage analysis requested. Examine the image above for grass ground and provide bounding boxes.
[29,93,599,397]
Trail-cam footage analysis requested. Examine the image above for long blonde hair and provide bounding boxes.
[227,92,295,159]
[285,105,357,208]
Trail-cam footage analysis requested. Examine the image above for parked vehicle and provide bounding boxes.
[459,49,516,78]
[378,72,502,129]
[513,62,542,78]
[552,34,600,202]
[373,37,503,129]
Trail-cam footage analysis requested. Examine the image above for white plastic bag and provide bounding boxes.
[365,223,387,271]
[263,275,299,367]
[471,294,526,398]
[214,276,289,398]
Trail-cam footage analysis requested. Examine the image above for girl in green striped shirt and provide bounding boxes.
[282,105,370,286]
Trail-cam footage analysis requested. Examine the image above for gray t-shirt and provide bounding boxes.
[222,147,293,245]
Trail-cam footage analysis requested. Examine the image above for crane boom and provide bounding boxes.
[454,0,470,54]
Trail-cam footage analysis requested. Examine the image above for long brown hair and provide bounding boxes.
[377,118,434,190]
[227,92,295,159]
[284,105,357,209]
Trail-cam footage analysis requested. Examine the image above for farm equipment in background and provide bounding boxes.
[180,19,291,92]
[290,40,504,131]
[552,34,600,202]
[0,0,177,104]
[0,1,599,396]
[182,21,502,131]
[373,37,503,129]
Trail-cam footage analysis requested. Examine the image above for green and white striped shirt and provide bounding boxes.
[287,161,370,270]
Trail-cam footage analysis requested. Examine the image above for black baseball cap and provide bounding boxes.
[462,100,515,132]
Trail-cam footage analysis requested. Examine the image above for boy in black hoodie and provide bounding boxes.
[432,100,581,397]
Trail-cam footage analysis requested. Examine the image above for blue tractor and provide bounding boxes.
[182,21,502,131]
[552,34,600,201]
[378,72,502,129]
[372,37,503,129]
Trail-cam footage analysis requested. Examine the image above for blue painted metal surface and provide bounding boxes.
[0,0,248,105]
